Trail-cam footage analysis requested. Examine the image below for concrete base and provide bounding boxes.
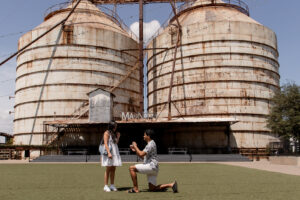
[269,156,300,167]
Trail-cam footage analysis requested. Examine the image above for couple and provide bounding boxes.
[100,121,178,193]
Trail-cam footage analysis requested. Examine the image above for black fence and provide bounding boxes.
[268,141,300,156]
[31,154,250,163]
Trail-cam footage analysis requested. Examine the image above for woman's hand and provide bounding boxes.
[108,152,112,159]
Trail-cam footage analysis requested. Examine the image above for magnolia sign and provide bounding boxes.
[121,112,157,120]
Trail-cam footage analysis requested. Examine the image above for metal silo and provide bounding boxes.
[147,0,280,148]
[14,0,140,146]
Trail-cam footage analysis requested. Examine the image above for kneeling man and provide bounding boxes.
[128,129,178,193]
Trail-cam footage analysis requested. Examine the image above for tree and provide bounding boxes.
[267,83,300,145]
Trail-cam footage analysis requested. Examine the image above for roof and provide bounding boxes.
[36,0,133,38]
[87,88,116,97]
[44,117,238,126]
[172,0,256,26]
[90,0,187,3]
[0,132,13,138]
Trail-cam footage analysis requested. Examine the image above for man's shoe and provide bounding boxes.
[172,181,178,193]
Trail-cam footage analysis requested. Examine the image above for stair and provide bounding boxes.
[45,102,89,145]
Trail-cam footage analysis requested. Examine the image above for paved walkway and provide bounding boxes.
[217,160,300,176]
[1,160,299,176]
[0,160,29,164]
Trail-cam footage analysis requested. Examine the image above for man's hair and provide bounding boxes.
[144,129,155,139]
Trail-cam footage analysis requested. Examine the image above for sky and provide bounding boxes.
[0,0,299,136]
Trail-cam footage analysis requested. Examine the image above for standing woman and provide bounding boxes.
[101,121,122,192]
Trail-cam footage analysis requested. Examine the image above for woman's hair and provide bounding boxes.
[144,129,155,139]
[107,121,117,143]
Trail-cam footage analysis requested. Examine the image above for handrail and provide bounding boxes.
[44,2,70,18]
[97,6,139,41]
[44,1,138,41]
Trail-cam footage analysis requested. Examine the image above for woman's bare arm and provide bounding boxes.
[103,131,112,158]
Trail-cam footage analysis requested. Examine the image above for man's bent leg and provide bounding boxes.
[129,165,139,192]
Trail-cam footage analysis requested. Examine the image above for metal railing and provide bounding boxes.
[44,1,138,41]
[147,0,249,44]
[97,5,139,41]
[174,0,249,17]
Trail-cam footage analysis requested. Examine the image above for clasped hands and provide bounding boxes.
[130,141,137,152]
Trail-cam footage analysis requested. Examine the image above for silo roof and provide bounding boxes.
[193,0,225,6]
[36,0,132,37]
[172,0,260,26]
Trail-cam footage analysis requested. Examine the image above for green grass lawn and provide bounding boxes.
[1,163,300,200]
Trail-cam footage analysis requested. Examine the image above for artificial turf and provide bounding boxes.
[1,163,300,200]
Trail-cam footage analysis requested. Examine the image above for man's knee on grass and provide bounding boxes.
[148,183,157,191]
[148,183,166,192]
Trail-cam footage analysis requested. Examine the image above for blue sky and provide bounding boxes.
[0,0,299,137]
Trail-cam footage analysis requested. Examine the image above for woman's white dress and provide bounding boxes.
[101,135,122,167]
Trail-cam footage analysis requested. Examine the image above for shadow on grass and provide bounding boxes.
[140,188,170,193]
[117,187,170,193]
[117,187,132,191]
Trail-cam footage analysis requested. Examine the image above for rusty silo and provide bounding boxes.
[147,0,280,149]
[14,0,140,146]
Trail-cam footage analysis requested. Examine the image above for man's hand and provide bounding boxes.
[130,145,136,152]
[131,141,146,159]
[132,141,137,147]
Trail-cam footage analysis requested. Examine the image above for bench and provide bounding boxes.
[238,148,270,161]
[119,148,130,155]
[168,147,188,154]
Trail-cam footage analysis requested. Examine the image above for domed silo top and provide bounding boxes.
[19,0,136,50]
[169,0,259,26]
[17,0,139,55]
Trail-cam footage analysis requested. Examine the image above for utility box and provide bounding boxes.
[88,88,114,123]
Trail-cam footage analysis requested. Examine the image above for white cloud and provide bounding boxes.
[130,20,161,43]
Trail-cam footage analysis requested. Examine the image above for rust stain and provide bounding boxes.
[63,25,74,45]
[27,61,32,70]
[240,89,247,97]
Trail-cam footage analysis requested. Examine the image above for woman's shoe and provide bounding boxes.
[104,185,111,192]
[110,185,118,191]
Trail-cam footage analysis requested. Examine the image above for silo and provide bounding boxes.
[147,0,279,149]
[14,0,140,146]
